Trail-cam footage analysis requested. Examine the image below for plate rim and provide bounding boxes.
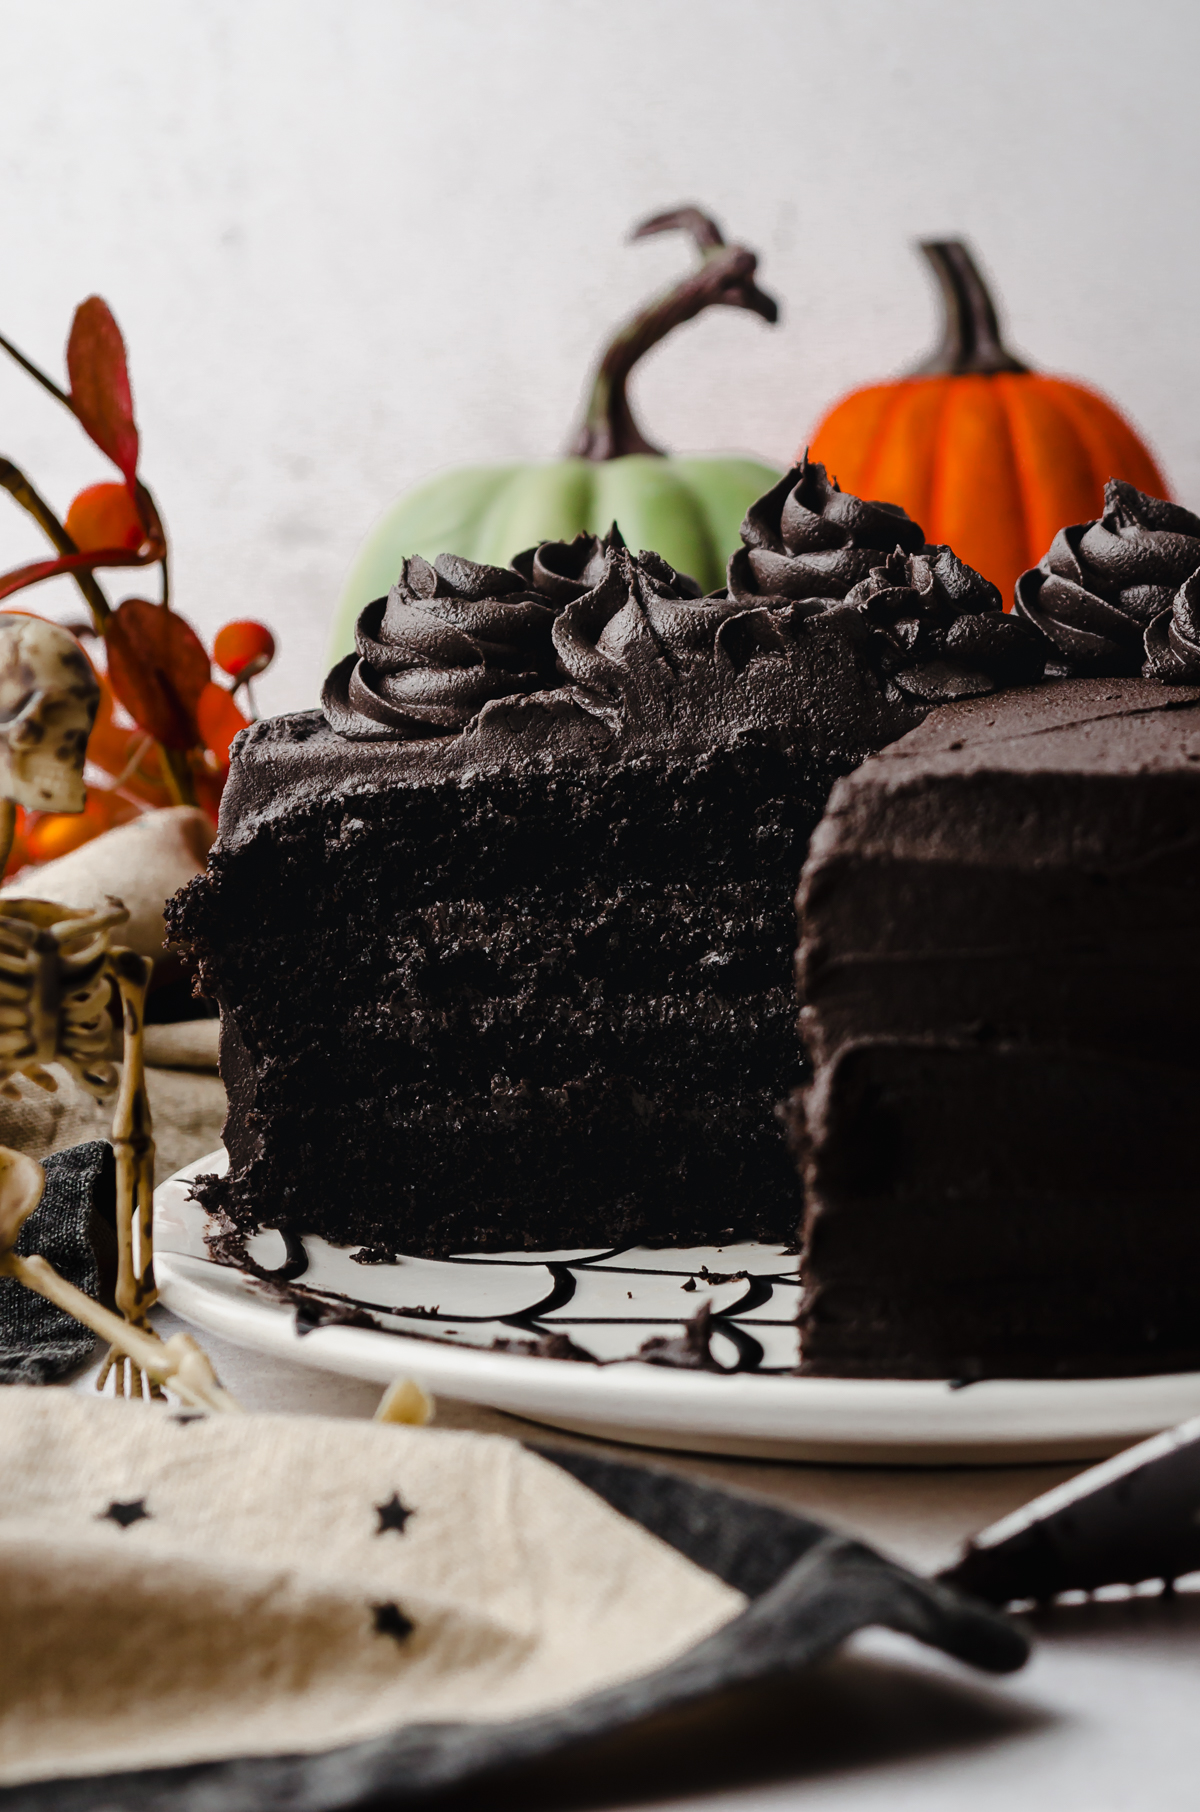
[154,1152,1200,1464]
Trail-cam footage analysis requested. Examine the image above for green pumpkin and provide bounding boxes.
[327,208,781,667]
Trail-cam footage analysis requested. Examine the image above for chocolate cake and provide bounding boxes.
[791,526,1200,1375]
[168,461,1037,1256]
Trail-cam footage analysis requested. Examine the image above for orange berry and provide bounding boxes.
[213,619,275,680]
[64,482,145,553]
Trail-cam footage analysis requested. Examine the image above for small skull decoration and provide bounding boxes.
[0,613,161,1398]
[0,611,97,818]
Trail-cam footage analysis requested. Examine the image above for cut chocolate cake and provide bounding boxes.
[791,664,1200,1379]
[168,461,1038,1257]
[790,483,1200,1380]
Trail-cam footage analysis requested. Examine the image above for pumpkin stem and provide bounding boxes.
[569,208,778,461]
[911,241,1029,377]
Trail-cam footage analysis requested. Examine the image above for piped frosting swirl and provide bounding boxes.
[1015,483,1200,676]
[728,458,926,605]
[510,526,633,604]
[846,546,1043,701]
[321,463,1043,756]
[323,551,565,740]
[548,546,741,729]
[1143,568,1200,682]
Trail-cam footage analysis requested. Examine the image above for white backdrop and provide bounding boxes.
[0,0,1196,715]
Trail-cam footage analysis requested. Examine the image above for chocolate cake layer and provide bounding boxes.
[177,738,820,1250]
[792,676,1200,1378]
[171,462,1041,1256]
[327,884,795,1003]
[221,1071,796,1254]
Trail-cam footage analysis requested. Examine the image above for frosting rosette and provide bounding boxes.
[1143,568,1200,682]
[323,553,561,740]
[321,469,1042,754]
[1015,482,1200,676]
[551,546,723,717]
[510,526,631,604]
[324,534,638,740]
[846,546,1042,702]
[727,458,926,605]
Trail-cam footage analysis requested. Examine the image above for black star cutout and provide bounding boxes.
[100,1499,151,1529]
[371,1601,415,1643]
[375,1492,415,1536]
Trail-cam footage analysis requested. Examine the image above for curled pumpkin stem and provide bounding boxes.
[912,241,1030,378]
[569,207,779,462]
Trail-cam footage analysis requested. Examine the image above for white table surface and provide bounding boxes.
[72,1310,1200,1812]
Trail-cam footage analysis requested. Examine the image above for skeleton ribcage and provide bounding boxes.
[0,900,127,1099]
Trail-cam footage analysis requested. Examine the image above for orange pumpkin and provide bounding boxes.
[807,241,1168,607]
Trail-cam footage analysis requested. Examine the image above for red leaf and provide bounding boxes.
[0,547,151,603]
[191,763,225,826]
[195,682,249,768]
[105,599,211,750]
[66,298,139,489]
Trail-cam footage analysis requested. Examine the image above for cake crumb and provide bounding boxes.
[638,1301,721,1370]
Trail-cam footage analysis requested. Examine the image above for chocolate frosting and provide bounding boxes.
[1143,569,1200,682]
[323,533,637,741]
[1015,482,1200,676]
[550,545,741,726]
[727,459,926,605]
[845,546,1042,703]
[322,461,1042,758]
[510,524,635,604]
[322,553,554,741]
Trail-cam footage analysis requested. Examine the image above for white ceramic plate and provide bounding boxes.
[155,1152,1200,1464]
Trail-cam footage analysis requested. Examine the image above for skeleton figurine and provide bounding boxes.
[0,613,160,1397]
[0,617,427,1421]
[0,1144,238,1412]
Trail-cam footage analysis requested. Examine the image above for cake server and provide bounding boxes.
[940,1414,1200,1604]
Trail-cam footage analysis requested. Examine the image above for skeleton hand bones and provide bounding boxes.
[0,1145,239,1412]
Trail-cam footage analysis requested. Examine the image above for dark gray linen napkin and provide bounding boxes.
[0,1140,114,1384]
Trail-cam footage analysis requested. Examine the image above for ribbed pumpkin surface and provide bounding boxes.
[807,243,1169,610]
[809,374,1167,610]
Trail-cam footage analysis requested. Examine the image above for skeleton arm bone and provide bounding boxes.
[0,1146,240,1413]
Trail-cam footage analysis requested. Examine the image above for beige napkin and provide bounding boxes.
[0,1391,743,1788]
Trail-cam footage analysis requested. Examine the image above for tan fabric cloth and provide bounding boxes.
[0,1033,224,1183]
[0,1390,743,1787]
[143,1018,220,1073]
[1,805,214,961]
